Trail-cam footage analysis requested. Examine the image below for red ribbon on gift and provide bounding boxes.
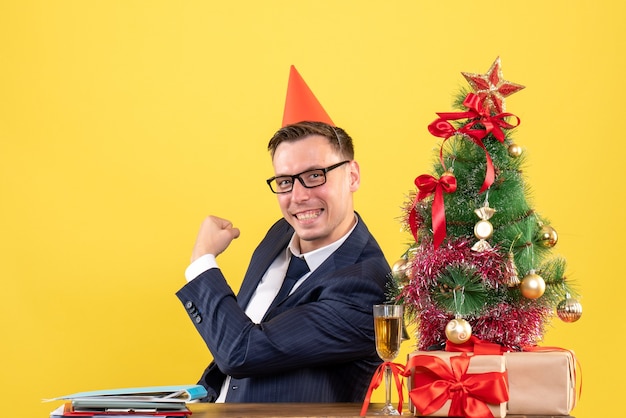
[409,172,457,248]
[360,361,405,416]
[403,353,509,418]
[427,93,520,193]
[445,335,506,355]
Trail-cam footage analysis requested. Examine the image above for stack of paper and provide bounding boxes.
[47,385,207,417]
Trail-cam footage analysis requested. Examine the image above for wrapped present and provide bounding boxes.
[504,349,577,415]
[404,351,508,418]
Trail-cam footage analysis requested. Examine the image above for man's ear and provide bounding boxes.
[348,160,361,192]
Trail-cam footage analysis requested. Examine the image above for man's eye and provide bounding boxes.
[276,178,293,188]
[304,171,325,184]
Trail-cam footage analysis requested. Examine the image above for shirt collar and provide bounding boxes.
[287,214,358,273]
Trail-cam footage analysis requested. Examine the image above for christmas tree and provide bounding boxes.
[392,58,582,351]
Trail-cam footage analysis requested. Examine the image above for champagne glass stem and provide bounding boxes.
[384,364,392,410]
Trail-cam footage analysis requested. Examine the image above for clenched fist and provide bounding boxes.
[191,215,241,261]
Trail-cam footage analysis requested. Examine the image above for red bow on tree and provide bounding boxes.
[409,172,457,248]
[427,93,520,193]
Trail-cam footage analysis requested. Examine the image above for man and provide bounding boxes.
[176,68,390,402]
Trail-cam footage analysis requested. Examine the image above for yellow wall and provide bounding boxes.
[1,1,623,416]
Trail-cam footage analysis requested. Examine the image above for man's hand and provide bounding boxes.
[191,215,241,261]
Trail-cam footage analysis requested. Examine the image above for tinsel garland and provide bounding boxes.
[400,237,549,350]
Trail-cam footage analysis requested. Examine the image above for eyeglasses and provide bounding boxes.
[266,160,350,194]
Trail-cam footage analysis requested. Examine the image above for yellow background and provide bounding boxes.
[1,1,623,417]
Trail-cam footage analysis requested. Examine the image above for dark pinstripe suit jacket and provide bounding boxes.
[176,213,390,402]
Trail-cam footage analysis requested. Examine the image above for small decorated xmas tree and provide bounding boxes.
[392,58,582,351]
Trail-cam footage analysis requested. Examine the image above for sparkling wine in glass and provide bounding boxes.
[373,304,404,415]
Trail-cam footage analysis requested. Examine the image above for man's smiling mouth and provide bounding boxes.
[294,209,323,221]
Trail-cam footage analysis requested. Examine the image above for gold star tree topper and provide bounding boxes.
[462,57,525,113]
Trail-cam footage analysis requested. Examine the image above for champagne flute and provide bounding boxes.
[373,304,404,415]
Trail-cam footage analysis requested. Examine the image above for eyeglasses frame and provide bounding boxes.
[266,160,351,194]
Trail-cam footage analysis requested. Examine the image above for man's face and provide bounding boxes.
[271,134,360,253]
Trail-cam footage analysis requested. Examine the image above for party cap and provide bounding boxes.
[282,65,334,127]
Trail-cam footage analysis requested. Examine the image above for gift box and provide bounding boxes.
[504,350,577,415]
[405,351,508,418]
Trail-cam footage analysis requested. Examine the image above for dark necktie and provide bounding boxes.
[270,254,309,308]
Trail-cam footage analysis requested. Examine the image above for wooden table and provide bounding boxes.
[188,403,574,417]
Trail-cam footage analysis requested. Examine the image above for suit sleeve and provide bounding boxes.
[176,257,389,379]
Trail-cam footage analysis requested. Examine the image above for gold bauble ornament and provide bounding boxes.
[392,258,409,280]
[508,143,522,157]
[520,270,546,299]
[445,318,472,344]
[537,224,558,248]
[556,296,583,323]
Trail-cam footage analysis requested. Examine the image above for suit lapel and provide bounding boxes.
[236,219,293,309]
[279,213,370,298]
[237,213,370,309]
